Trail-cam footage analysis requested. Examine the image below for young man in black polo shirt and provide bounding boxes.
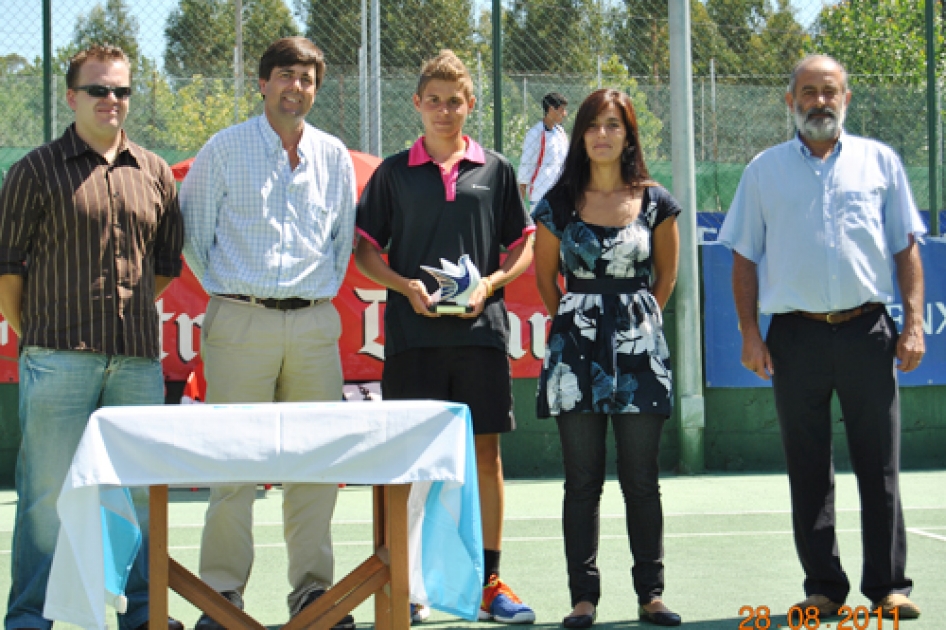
[355,49,536,624]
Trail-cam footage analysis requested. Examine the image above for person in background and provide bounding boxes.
[518,92,569,208]
[718,54,924,620]
[533,88,681,628]
[0,44,184,630]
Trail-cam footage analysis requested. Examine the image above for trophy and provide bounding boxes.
[420,254,481,314]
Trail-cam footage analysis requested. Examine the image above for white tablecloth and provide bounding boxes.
[45,400,483,630]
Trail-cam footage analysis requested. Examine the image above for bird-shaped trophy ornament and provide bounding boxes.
[420,254,481,314]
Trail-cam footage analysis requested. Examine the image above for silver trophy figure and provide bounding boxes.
[421,254,482,314]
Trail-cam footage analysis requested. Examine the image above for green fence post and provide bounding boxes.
[43,0,52,143]
[927,0,940,236]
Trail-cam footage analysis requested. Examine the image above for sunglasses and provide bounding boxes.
[74,84,132,99]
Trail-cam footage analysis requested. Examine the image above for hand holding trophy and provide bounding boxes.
[421,254,482,315]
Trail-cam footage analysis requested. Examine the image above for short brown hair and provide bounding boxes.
[66,45,130,89]
[259,37,325,89]
[415,50,474,100]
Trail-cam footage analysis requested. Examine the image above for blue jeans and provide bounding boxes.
[5,347,164,630]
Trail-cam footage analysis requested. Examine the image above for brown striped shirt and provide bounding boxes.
[0,124,184,358]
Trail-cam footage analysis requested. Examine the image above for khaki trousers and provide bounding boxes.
[198,296,344,614]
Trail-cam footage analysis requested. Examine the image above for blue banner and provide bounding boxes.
[699,212,946,388]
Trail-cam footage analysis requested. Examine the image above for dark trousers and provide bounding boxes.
[556,412,666,607]
[767,309,912,603]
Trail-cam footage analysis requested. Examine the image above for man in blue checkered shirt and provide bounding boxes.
[180,36,356,630]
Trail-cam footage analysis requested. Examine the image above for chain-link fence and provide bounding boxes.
[1,0,943,212]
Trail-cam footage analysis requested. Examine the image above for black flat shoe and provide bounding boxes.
[639,606,682,627]
[562,612,595,628]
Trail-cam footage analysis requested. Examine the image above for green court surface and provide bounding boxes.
[1,471,944,630]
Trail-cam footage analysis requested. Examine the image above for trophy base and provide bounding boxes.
[428,304,474,314]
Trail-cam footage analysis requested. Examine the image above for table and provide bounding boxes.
[45,401,483,630]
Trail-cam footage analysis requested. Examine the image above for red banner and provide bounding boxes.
[0,258,551,383]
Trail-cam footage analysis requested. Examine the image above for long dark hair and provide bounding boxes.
[545,89,653,229]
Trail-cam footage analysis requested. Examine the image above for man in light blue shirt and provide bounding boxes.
[180,37,356,629]
[719,55,925,620]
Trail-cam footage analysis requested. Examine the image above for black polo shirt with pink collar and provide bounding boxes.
[356,136,534,359]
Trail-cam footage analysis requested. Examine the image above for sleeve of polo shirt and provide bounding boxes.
[331,149,358,285]
[501,159,535,249]
[179,139,224,282]
[355,161,392,251]
[0,157,40,276]
[882,152,927,254]
[718,161,766,264]
[152,159,184,278]
[517,125,540,185]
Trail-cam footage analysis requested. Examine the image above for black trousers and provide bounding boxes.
[556,412,666,607]
[766,308,912,603]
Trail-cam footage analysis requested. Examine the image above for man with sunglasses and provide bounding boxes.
[0,45,184,630]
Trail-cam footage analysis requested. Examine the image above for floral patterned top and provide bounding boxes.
[533,185,681,418]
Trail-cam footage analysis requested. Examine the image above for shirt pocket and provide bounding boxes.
[839,189,886,255]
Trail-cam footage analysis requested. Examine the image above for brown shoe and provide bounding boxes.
[792,595,842,618]
[875,594,921,619]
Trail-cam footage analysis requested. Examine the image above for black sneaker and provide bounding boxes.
[297,589,356,630]
[194,591,243,630]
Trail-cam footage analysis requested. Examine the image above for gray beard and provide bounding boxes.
[794,107,844,143]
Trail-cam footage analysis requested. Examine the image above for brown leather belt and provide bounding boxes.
[794,302,882,325]
[218,294,327,311]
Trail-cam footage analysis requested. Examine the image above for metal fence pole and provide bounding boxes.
[669,0,705,473]
[234,0,243,124]
[492,0,502,153]
[370,0,381,156]
[43,0,52,143]
[359,0,368,153]
[926,0,940,236]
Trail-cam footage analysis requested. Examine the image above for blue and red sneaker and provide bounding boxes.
[478,574,535,624]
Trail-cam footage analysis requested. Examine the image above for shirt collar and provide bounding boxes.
[60,124,140,165]
[408,135,485,167]
[257,114,313,162]
[793,129,846,159]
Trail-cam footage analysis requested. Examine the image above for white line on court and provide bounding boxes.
[907,527,946,542]
[3,526,944,555]
[3,506,946,533]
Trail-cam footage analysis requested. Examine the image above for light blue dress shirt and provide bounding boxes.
[718,131,927,315]
[180,115,356,299]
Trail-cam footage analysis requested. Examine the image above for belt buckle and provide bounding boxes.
[826,311,840,324]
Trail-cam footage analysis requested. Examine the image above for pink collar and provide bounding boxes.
[408,136,485,167]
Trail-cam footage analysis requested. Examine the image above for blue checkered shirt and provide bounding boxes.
[180,115,356,299]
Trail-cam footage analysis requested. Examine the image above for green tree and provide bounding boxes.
[382,0,475,69]
[0,55,43,149]
[743,0,809,83]
[504,0,612,75]
[152,75,260,151]
[297,0,361,68]
[613,1,741,81]
[299,0,474,71]
[164,0,299,79]
[0,55,31,77]
[813,0,944,84]
[70,0,141,69]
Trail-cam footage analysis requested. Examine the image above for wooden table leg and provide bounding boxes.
[373,486,391,630]
[149,485,169,630]
[386,485,411,630]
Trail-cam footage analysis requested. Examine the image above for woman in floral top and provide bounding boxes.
[532,89,681,628]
